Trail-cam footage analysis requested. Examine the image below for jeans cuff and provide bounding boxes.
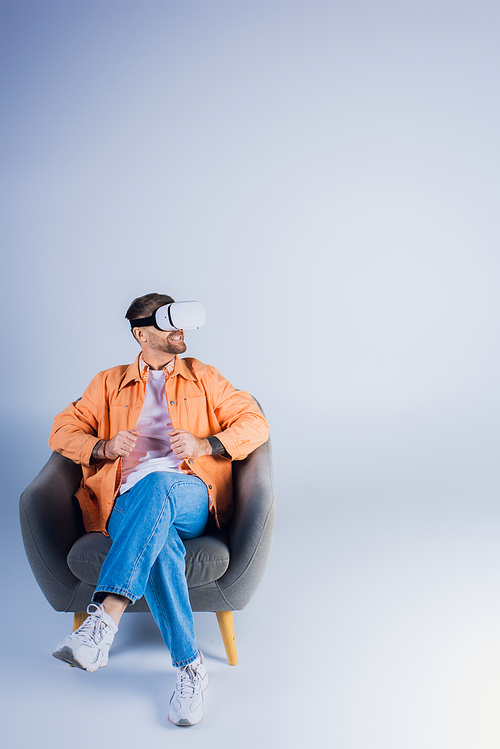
[172,650,199,669]
[92,586,136,605]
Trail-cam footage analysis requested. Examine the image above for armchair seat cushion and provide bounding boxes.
[67,531,231,588]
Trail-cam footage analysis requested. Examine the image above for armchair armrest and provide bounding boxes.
[19,452,85,610]
[216,438,275,609]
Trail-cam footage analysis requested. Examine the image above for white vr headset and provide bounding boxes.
[129,301,205,331]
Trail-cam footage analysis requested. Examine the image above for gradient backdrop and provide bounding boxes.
[2,1,500,747]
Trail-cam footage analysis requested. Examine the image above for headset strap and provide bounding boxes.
[129,304,175,330]
[129,314,155,328]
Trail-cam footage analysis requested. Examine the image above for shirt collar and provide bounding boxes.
[118,352,196,391]
[139,352,175,384]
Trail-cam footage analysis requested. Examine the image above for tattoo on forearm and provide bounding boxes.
[92,440,107,461]
[207,436,230,457]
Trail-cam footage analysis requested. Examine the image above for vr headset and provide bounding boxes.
[129,301,205,332]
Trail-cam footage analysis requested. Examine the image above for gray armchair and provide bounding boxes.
[19,437,274,665]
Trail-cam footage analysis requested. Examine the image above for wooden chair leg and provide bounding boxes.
[73,612,88,631]
[216,611,238,665]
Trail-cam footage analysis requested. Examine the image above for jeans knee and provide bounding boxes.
[128,472,207,522]
[143,472,170,490]
[128,472,174,512]
[134,471,194,507]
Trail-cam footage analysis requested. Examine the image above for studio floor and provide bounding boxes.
[3,476,500,749]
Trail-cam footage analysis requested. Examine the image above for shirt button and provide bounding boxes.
[170,400,175,405]
[188,459,193,464]
[209,484,212,490]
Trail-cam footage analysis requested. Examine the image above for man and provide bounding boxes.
[49,293,269,726]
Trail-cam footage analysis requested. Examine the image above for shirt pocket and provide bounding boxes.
[107,404,136,435]
[183,395,210,436]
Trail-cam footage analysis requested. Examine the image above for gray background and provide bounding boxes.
[2,1,500,747]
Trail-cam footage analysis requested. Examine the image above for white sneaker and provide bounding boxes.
[168,651,209,726]
[52,603,117,672]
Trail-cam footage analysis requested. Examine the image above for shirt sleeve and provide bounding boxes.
[204,366,270,460]
[48,372,103,466]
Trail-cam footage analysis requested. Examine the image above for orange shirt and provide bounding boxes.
[49,354,269,533]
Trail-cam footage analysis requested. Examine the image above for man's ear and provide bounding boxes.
[132,327,144,344]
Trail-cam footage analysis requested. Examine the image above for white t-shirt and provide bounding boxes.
[119,368,182,494]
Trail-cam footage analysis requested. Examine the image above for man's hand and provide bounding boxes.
[169,429,211,460]
[105,429,140,459]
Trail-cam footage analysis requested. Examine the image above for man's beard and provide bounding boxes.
[151,333,187,355]
[165,339,187,354]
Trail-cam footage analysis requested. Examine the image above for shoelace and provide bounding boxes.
[74,604,113,645]
[177,664,202,699]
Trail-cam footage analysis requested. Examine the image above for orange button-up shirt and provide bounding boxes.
[49,354,269,533]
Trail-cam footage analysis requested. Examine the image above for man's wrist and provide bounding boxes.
[207,436,230,458]
[91,439,109,461]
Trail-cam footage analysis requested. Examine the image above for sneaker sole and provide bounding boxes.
[168,703,205,727]
[52,646,107,673]
[170,709,204,727]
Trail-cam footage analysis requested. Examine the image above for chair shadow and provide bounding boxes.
[111,609,231,665]
[100,624,218,729]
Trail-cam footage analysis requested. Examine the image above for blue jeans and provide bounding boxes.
[93,471,209,668]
